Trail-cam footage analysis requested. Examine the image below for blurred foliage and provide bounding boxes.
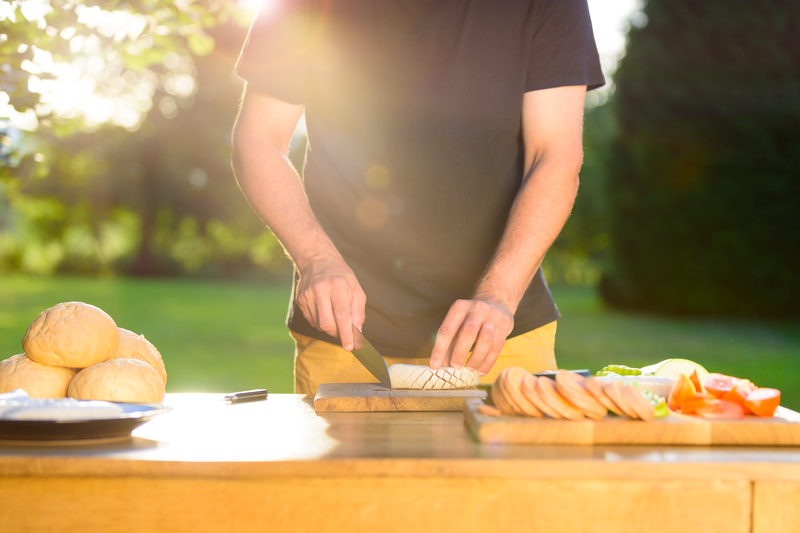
[1,0,293,279]
[601,0,800,317]
[1,0,241,124]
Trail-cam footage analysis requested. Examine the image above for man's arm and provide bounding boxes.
[429,85,587,374]
[231,85,366,351]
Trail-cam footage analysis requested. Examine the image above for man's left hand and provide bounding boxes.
[429,297,514,376]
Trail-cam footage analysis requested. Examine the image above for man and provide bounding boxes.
[232,0,604,395]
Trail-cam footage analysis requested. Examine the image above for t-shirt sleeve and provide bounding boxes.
[235,0,315,104]
[525,0,606,92]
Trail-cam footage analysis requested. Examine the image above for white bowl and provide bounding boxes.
[596,376,676,399]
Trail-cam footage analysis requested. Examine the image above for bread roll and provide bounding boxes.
[23,302,119,368]
[108,328,167,385]
[68,358,165,404]
[388,364,479,390]
[0,354,76,399]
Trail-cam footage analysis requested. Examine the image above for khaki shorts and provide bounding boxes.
[292,321,558,396]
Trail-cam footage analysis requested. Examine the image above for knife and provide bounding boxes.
[350,325,392,389]
[223,389,269,403]
[535,370,591,380]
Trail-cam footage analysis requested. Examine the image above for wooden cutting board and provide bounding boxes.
[314,383,487,413]
[464,398,800,446]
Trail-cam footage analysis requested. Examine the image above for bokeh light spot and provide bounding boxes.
[356,197,389,230]
[188,168,208,190]
[365,165,391,189]
[159,96,178,119]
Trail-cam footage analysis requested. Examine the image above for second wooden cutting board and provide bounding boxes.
[314,383,487,413]
[464,398,800,446]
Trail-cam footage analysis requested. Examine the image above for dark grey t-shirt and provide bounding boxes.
[236,0,605,358]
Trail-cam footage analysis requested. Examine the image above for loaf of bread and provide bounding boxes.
[108,328,167,386]
[388,364,479,390]
[23,302,119,368]
[0,354,76,398]
[68,358,165,404]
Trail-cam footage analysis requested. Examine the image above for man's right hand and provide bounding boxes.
[295,252,367,352]
[232,86,367,352]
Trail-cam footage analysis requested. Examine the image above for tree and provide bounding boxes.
[1,0,234,129]
[601,0,800,317]
[1,1,290,278]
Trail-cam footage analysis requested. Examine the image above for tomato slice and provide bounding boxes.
[722,379,757,411]
[680,394,717,415]
[688,369,705,394]
[744,388,781,417]
[696,400,745,420]
[668,374,697,411]
[704,373,740,399]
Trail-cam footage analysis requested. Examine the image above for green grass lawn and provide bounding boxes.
[2,276,798,409]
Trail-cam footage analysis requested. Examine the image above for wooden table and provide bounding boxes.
[1,393,800,533]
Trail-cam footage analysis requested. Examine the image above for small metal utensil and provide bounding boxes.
[223,389,269,404]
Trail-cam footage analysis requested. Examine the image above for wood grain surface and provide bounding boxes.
[314,382,487,412]
[753,480,800,533]
[0,476,751,533]
[465,399,800,446]
[2,394,800,533]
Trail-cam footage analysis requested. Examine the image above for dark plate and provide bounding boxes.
[0,402,171,442]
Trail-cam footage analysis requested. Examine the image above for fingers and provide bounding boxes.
[330,279,354,351]
[463,323,496,370]
[306,283,338,338]
[296,257,366,350]
[296,295,318,331]
[430,299,514,375]
[429,302,467,369]
[448,314,486,368]
[470,327,507,376]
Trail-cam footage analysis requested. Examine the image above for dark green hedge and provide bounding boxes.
[600,0,800,317]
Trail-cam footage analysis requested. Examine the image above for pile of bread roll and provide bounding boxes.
[484,367,656,421]
[0,302,166,403]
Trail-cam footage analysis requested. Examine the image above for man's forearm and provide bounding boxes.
[428,153,580,372]
[231,109,340,270]
[474,152,581,314]
[231,88,367,348]
[430,85,585,371]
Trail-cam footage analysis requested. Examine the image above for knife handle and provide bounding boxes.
[224,389,269,403]
[535,370,591,380]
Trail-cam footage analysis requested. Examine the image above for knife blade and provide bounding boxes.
[350,326,392,389]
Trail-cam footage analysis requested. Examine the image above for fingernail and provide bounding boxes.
[344,344,353,351]
[451,363,462,369]
[478,371,487,377]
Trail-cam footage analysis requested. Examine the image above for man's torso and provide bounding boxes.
[236,0,603,357]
